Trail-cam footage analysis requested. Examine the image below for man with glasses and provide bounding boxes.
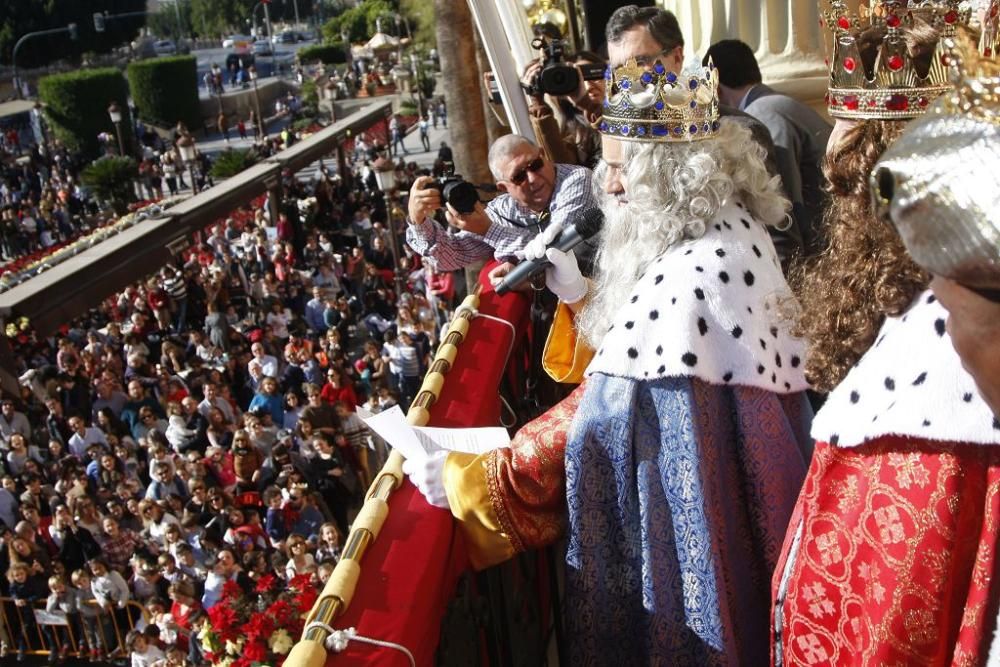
[405,134,597,275]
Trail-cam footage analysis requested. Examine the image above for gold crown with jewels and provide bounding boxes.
[599,58,720,142]
[821,0,985,119]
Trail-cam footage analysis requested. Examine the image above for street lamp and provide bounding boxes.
[176,133,199,194]
[107,102,125,156]
[248,66,265,139]
[372,156,405,296]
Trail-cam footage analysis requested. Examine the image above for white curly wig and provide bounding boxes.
[576,119,790,349]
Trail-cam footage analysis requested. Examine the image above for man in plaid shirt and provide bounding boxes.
[405,135,597,275]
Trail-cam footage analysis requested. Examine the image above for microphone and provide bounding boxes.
[495,208,604,296]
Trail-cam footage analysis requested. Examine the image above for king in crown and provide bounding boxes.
[822,0,980,118]
[599,57,721,141]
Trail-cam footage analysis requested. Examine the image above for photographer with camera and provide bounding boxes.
[516,26,607,169]
[405,134,596,276]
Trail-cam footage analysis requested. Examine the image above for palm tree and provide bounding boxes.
[433,0,491,184]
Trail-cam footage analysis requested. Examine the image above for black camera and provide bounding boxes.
[427,162,480,215]
[523,24,606,98]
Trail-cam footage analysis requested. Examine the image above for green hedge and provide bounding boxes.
[127,55,201,131]
[297,43,348,65]
[38,68,132,159]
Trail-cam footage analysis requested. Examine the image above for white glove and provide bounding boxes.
[545,247,588,304]
[402,451,450,509]
[524,222,563,262]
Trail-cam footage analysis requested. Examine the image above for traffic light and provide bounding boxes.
[67,23,78,40]
[93,12,106,32]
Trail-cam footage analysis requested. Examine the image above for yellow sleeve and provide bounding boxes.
[542,302,594,384]
[443,452,516,571]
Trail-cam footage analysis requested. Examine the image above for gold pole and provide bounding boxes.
[286,289,482,667]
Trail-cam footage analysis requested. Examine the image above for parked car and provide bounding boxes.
[252,39,273,56]
[275,31,298,44]
[222,34,252,48]
[153,40,177,56]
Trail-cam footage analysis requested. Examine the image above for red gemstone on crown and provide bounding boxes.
[944,10,958,24]
[843,95,859,111]
[886,14,901,28]
[918,97,929,108]
[986,48,994,57]
[886,94,909,112]
[941,54,952,66]
[887,55,904,71]
[837,16,851,30]
[843,57,857,73]
[867,99,877,108]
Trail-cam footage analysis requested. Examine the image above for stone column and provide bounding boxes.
[660,0,829,114]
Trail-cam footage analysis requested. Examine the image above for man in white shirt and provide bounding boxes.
[67,416,109,459]
[248,342,279,378]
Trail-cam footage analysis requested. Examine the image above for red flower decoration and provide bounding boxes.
[222,580,243,601]
[254,574,278,593]
[244,612,276,642]
[243,640,268,662]
[288,573,313,593]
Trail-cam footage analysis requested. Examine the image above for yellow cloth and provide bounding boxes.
[542,302,594,384]
[442,305,594,570]
[444,452,516,570]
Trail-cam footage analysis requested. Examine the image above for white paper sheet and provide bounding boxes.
[359,406,510,460]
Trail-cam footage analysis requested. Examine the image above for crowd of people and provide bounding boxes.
[0,87,459,665]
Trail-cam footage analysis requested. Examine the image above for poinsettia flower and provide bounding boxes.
[288,573,313,592]
[255,573,278,593]
[243,639,268,662]
[222,579,244,600]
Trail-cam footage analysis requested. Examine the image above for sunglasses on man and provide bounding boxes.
[507,157,545,186]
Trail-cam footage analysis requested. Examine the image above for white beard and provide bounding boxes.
[576,191,704,350]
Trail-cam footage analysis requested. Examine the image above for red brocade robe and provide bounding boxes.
[772,291,1000,666]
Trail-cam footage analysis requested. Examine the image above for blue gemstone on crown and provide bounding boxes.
[654,62,666,75]
[620,79,631,90]
[640,72,652,84]
[652,125,668,136]
[689,124,698,135]
[666,72,677,83]
[654,100,665,111]
[673,126,684,135]
[637,126,647,135]
[604,67,611,80]
[712,120,721,131]
[690,100,697,109]
[689,79,699,90]
[621,125,630,135]
[600,121,609,132]
[703,122,710,132]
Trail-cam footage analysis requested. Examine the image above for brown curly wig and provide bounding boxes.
[790,122,929,392]
[789,19,940,393]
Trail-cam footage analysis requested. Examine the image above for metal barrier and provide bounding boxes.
[0,598,148,658]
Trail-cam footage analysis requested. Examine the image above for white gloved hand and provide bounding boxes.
[545,247,588,304]
[402,451,450,509]
[523,222,563,262]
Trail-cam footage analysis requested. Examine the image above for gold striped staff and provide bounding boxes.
[286,288,483,667]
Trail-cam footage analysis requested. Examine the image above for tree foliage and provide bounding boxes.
[38,67,132,158]
[146,3,194,41]
[399,0,434,48]
[321,0,396,44]
[127,56,201,131]
[297,43,347,65]
[210,148,257,180]
[0,0,146,69]
[81,155,139,214]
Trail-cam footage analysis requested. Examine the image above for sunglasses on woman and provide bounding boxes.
[507,157,545,186]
